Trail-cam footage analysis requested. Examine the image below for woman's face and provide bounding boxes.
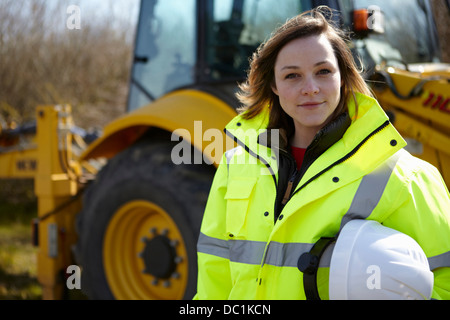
[272,34,342,145]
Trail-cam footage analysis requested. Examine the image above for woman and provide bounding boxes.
[195,7,450,300]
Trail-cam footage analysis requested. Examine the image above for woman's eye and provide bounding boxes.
[285,73,299,79]
[318,69,331,75]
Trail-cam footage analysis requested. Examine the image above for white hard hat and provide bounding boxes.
[328,220,434,300]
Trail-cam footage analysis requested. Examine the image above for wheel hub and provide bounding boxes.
[104,200,188,299]
[139,228,183,287]
[142,234,177,279]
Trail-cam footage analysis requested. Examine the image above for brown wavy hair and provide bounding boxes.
[236,6,372,144]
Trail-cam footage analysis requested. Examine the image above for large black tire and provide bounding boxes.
[74,134,215,300]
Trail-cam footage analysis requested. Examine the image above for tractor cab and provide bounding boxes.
[127,0,441,112]
[127,0,318,111]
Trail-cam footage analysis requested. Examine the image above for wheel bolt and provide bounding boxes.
[174,256,183,264]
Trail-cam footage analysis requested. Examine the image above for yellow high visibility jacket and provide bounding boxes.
[195,93,450,300]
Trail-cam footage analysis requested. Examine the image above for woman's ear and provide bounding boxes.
[271,81,279,96]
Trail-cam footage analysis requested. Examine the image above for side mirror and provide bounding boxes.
[352,5,385,38]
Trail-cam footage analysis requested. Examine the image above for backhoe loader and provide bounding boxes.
[0,0,448,300]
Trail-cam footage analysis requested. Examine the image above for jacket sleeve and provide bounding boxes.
[194,154,232,299]
[382,160,450,300]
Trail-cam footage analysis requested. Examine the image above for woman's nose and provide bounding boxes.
[301,77,319,95]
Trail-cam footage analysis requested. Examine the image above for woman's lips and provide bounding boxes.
[299,101,324,108]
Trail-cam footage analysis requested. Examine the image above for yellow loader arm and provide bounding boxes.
[371,63,450,188]
[79,89,236,166]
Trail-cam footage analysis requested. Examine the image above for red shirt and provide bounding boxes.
[290,146,307,171]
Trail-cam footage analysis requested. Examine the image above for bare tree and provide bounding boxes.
[0,0,137,128]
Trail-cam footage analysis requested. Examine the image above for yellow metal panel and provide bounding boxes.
[79,89,237,166]
[0,147,38,178]
[393,112,450,157]
[34,105,82,300]
[375,68,450,130]
[373,66,450,189]
[393,111,450,189]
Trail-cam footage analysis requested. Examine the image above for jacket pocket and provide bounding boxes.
[224,178,257,238]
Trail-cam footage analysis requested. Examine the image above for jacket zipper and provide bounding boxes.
[281,174,296,206]
[225,119,390,208]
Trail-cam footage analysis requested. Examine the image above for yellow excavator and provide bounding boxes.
[0,0,449,300]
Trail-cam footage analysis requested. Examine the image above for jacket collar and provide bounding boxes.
[226,93,395,144]
[224,93,406,174]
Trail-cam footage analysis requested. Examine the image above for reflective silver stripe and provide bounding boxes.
[197,232,267,265]
[428,251,450,270]
[339,151,402,231]
[264,241,335,268]
[199,234,450,272]
[229,239,266,265]
[197,233,230,260]
[198,233,316,267]
[263,242,313,267]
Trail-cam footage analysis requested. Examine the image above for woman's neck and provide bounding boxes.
[290,123,320,148]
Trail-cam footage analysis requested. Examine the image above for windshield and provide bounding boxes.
[201,0,313,82]
[128,0,314,111]
[127,0,197,111]
[343,0,440,65]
